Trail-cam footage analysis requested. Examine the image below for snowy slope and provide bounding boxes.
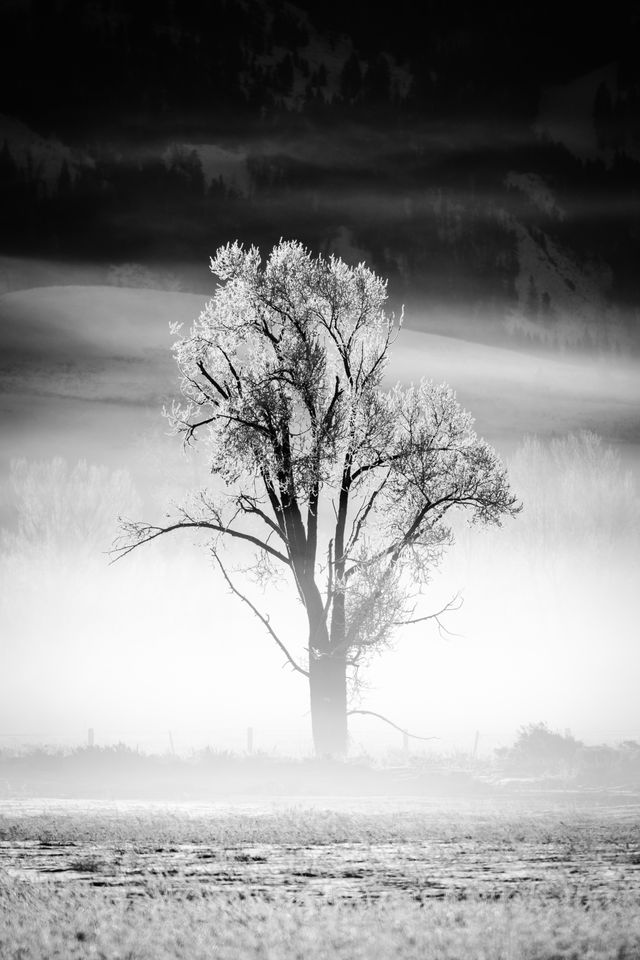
[1,285,638,480]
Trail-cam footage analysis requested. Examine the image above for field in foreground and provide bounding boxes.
[1,798,639,959]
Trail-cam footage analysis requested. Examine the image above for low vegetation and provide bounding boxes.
[0,744,490,799]
[2,883,639,960]
[496,723,640,787]
[1,806,639,959]
[3,726,639,800]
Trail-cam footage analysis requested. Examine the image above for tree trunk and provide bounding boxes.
[309,650,348,756]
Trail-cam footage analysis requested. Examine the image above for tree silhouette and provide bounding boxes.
[115,240,518,754]
[593,81,614,151]
[525,274,539,319]
[363,54,391,104]
[57,159,73,197]
[340,51,363,103]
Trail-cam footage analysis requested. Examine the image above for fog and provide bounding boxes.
[1,281,638,760]
[1,435,638,757]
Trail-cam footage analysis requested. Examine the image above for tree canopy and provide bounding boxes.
[117,240,519,754]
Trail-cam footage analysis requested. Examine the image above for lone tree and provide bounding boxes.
[115,241,518,755]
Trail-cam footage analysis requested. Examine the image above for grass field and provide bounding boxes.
[1,799,639,959]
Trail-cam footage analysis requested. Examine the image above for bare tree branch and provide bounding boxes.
[237,493,287,542]
[350,452,403,485]
[343,497,451,579]
[347,709,439,742]
[111,519,291,566]
[393,593,464,639]
[323,375,342,430]
[212,549,309,678]
[197,361,229,400]
[217,346,243,395]
[345,468,392,555]
[323,537,334,618]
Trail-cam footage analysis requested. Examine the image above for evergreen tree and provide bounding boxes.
[593,81,614,151]
[363,53,391,103]
[525,274,539,319]
[340,51,362,103]
[57,159,73,197]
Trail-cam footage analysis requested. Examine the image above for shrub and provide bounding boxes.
[497,722,583,775]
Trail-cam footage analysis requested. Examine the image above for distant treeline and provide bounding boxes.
[1,128,638,349]
[2,1,638,128]
[0,0,639,347]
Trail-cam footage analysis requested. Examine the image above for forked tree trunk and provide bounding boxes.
[308,649,348,756]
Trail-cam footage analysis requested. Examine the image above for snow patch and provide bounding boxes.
[505,172,565,221]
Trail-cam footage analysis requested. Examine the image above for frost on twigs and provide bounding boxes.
[115,239,519,725]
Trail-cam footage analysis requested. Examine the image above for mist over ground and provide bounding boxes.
[0,283,638,759]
